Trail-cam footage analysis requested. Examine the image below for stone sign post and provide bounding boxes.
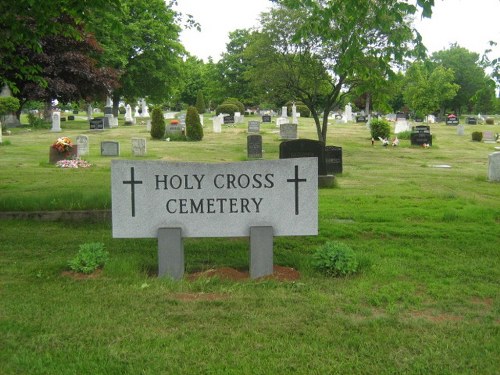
[111,158,318,279]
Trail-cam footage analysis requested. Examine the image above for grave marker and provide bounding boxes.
[247,134,263,159]
[51,112,61,132]
[101,141,120,156]
[262,114,272,123]
[131,138,146,156]
[280,123,298,140]
[89,117,105,130]
[76,135,89,156]
[411,125,432,146]
[248,120,260,133]
[324,145,343,174]
[279,139,326,175]
[488,152,500,181]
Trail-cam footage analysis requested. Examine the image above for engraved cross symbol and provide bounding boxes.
[287,165,307,215]
[122,167,143,217]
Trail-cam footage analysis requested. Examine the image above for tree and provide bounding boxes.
[195,90,206,114]
[185,106,203,141]
[403,61,459,118]
[0,0,118,92]
[248,2,426,142]
[150,106,165,139]
[432,45,489,113]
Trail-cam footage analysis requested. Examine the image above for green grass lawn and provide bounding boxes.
[1,114,499,374]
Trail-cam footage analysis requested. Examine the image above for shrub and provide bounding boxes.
[471,131,483,142]
[396,130,411,140]
[196,90,206,114]
[118,106,126,115]
[370,118,391,139]
[297,104,311,117]
[150,106,165,139]
[186,106,203,141]
[485,117,495,125]
[0,96,20,116]
[68,242,108,274]
[215,103,239,116]
[312,241,359,277]
[27,113,50,129]
[222,98,244,114]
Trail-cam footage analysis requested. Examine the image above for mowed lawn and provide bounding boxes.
[1,115,499,374]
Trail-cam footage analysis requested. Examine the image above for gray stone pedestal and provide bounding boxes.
[158,228,184,280]
[250,226,273,279]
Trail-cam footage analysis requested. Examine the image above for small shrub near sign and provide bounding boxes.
[471,131,483,142]
[68,242,108,274]
[312,241,359,277]
[370,118,390,139]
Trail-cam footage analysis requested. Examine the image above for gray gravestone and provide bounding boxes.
[457,124,465,136]
[324,145,343,174]
[483,131,496,143]
[280,139,326,175]
[248,120,260,133]
[262,114,271,123]
[166,123,183,135]
[280,123,298,140]
[51,112,61,132]
[131,138,146,156]
[488,152,500,181]
[111,159,318,279]
[76,135,89,156]
[411,125,432,146]
[247,134,263,159]
[89,117,105,130]
[101,141,120,156]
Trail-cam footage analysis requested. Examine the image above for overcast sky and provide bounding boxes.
[175,0,500,62]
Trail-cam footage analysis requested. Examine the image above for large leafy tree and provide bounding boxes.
[402,61,459,117]
[0,0,117,92]
[431,45,489,114]
[88,0,185,108]
[248,1,427,142]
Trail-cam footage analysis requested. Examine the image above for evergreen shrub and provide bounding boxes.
[186,106,203,141]
[215,103,239,116]
[222,98,244,113]
[150,106,165,139]
[485,118,495,125]
[471,131,483,142]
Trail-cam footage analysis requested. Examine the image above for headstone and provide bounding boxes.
[488,152,500,181]
[248,120,260,133]
[457,124,465,136]
[276,117,288,128]
[262,114,271,123]
[131,138,146,156]
[324,145,343,174]
[212,115,222,133]
[281,106,288,118]
[344,103,352,123]
[280,123,298,140]
[199,115,204,127]
[101,141,120,156]
[247,134,263,159]
[291,103,298,124]
[51,112,61,132]
[141,99,149,117]
[483,131,496,143]
[134,106,140,118]
[166,122,183,135]
[356,115,368,123]
[76,135,89,156]
[87,104,93,120]
[279,139,326,175]
[89,117,105,130]
[125,104,134,124]
[410,125,432,146]
[0,85,20,127]
[223,115,235,125]
[467,117,477,125]
[446,114,459,125]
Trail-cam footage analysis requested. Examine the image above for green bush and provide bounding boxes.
[396,130,411,140]
[312,241,359,277]
[0,96,20,115]
[222,98,244,114]
[485,118,495,125]
[186,106,203,141]
[118,106,126,115]
[150,106,165,140]
[68,242,108,274]
[297,104,310,117]
[27,113,50,129]
[370,118,391,140]
[215,103,239,116]
[471,131,483,142]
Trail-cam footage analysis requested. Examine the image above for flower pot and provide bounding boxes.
[49,145,78,164]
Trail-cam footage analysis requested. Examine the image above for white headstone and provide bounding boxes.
[457,124,465,136]
[51,112,61,132]
[199,115,204,127]
[212,115,222,133]
[131,138,146,156]
[76,135,89,156]
[488,152,500,181]
[291,103,298,124]
[134,105,140,117]
[344,103,352,123]
[111,158,318,238]
[87,104,93,120]
[141,99,149,118]
[281,106,288,118]
[125,104,133,123]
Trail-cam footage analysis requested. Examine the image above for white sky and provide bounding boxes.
[175,0,500,62]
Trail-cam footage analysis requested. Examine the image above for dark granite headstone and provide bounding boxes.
[68,115,75,121]
[356,115,368,123]
[411,125,432,146]
[324,146,343,174]
[89,117,105,130]
[467,117,477,125]
[261,114,271,123]
[223,115,235,124]
[104,106,113,115]
[247,135,263,159]
[279,139,326,175]
[446,114,459,125]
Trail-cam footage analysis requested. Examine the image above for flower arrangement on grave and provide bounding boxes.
[55,158,92,169]
[51,136,74,155]
[170,119,179,125]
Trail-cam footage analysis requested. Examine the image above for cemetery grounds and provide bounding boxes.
[0,114,499,374]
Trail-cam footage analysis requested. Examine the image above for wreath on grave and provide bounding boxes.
[51,136,74,154]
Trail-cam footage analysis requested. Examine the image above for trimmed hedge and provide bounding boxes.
[186,106,203,141]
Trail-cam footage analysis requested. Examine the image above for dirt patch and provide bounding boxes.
[409,310,462,323]
[171,292,228,302]
[61,269,103,280]
[470,297,493,307]
[187,265,300,282]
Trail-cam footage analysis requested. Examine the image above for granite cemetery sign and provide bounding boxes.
[111,159,318,279]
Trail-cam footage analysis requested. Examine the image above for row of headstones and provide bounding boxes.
[74,135,147,157]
